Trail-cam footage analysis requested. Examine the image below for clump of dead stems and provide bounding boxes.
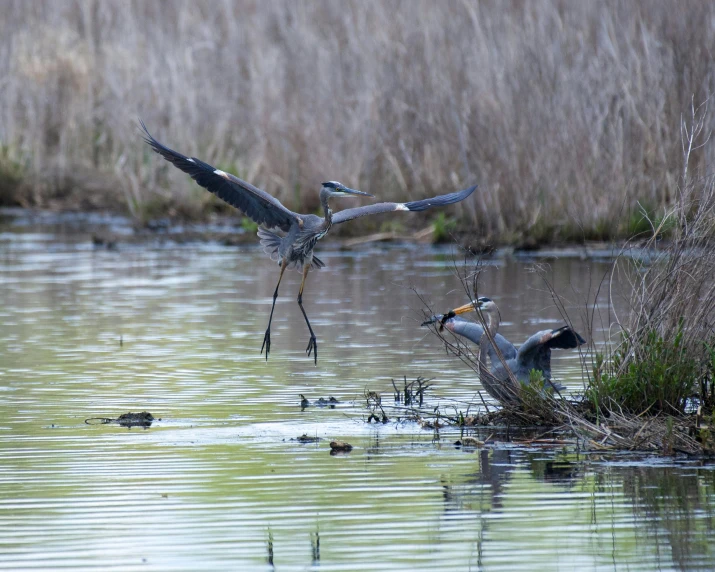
[391,375,432,407]
[586,103,715,419]
[419,103,715,455]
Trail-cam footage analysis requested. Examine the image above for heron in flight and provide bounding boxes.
[141,123,477,363]
[423,296,585,402]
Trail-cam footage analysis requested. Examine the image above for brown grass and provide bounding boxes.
[1,1,714,238]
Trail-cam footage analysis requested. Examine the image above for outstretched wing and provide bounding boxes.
[445,318,517,360]
[517,326,586,366]
[425,315,517,360]
[542,326,587,350]
[332,185,477,225]
[141,121,299,232]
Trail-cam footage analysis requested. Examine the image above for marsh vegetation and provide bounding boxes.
[3,2,715,568]
[425,163,715,453]
[1,0,715,244]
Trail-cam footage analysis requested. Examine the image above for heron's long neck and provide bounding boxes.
[484,311,500,337]
[319,189,333,225]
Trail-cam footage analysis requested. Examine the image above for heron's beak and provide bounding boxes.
[451,301,480,316]
[339,186,374,197]
[438,301,479,327]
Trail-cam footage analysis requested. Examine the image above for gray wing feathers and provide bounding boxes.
[516,326,585,366]
[257,227,283,262]
[446,319,485,344]
[403,185,478,211]
[332,184,477,225]
[141,122,298,232]
[331,202,408,224]
[544,326,587,350]
[516,330,555,364]
[257,227,325,270]
[447,318,517,360]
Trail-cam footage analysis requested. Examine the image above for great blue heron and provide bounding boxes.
[423,296,585,402]
[141,123,477,363]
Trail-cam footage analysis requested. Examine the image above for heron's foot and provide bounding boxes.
[306,335,318,365]
[261,328,271,361]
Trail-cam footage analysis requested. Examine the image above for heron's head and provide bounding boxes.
[439,296,497,326]
[449,297,499,317]
[321,181,373,198]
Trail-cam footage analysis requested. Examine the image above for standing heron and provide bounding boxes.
[141,123,477,363]
[423,296,585,402]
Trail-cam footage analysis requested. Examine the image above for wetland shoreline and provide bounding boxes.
[3,207,712,458]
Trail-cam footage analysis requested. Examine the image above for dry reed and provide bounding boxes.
[1,1,714,238]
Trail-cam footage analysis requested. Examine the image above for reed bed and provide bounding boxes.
[1,0,714,239]
[422,127,715,453]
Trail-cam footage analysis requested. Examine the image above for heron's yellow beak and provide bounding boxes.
[451,301,479,315]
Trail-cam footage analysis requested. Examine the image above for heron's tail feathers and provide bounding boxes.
[257,227,326,270]
[258,227,283,263]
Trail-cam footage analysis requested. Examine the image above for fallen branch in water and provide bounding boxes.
[84,411,155,428]
[340,226,434,247]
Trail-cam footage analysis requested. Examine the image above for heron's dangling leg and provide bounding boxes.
[297,263,317,364]
[261,258,288,361]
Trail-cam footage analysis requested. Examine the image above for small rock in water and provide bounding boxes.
[329,440,353,454]
[117,411,154,428]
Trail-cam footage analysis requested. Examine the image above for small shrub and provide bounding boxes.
[379,220,406,234]
[0,144,26,205]
[432,212,457,243]
[241,217,258,233]
[587,322,701,415]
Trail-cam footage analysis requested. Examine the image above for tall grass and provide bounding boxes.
[1,1,714,236]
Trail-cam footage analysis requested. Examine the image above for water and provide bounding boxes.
[1,215,714,571]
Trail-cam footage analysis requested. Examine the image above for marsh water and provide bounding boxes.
[1,212,714,571]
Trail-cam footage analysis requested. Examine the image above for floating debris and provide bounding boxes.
[91,233,117,250]
[367,412,389,424]
[419,418,441,430]
[455,436,485,448]
[85,411,155,428]
[363,389,390,423]
[329,441,353,454]
[364,390,381,407]
[300,394,339,409]
[292,434,321,443]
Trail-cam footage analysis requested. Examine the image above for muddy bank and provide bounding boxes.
[0,207,637,259]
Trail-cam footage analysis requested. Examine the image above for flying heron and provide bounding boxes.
[141,122,477,363]
[423,296,585,402]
